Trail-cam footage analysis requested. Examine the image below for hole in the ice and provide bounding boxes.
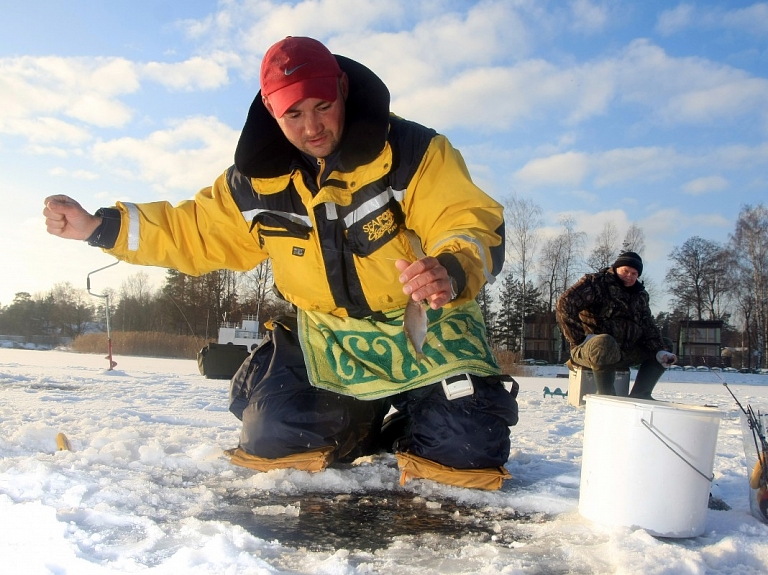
[204,489,532,552]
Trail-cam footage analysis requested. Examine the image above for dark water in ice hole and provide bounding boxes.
[203,490,532,552]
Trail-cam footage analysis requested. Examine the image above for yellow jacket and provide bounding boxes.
[100,58,504,318]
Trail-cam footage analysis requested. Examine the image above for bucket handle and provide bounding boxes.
[641,419,714,483]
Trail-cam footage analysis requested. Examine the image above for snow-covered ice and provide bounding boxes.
[1,347,768,574]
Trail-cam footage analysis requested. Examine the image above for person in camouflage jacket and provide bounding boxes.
[556,251,676,399]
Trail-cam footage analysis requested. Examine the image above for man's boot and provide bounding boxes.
[593,369,617,395]
[629,358,665,400]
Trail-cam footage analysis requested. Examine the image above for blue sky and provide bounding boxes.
[1,0,767,311]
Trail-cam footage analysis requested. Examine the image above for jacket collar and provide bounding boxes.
[234,55,391,179]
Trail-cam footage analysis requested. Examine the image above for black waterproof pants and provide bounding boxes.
[229,318,519,469]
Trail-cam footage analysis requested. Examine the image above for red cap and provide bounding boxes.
[260,37,343,118]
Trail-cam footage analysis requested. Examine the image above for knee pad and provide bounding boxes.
[583,334,621,368]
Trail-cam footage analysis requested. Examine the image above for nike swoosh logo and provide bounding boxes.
[284,63,308,75]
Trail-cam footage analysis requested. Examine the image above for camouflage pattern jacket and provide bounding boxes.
[556,268,665,356]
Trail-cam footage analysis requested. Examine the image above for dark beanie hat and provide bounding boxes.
[613,251,643,276]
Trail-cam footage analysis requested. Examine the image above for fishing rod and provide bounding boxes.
[722,379,768,519]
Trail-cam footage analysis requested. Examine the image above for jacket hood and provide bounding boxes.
[234,55,391,179]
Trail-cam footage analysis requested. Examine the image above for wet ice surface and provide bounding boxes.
[2,348,768,574]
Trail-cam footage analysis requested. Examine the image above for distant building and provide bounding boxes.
[524,314,727,368]
[677,319,723,368]
[523,312,562,364]
[722,347,749,369]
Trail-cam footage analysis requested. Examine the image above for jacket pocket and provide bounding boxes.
[257,227,310,248]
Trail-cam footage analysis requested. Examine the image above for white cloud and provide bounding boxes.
[615,40,768,125]
[593,146,692,187]
[656,3,695,35]
[90,116,240,192]
[656,2,768,37]
[682,176,729,195]
[232,0,400,58]
[515,151,589,187]
[663,77,768,124]
[392,37,767,133]
[688,212,733,228]
[65,94,134,128]
[722,3,768,36]
[0,52,247,146]
[394,58,602,131]
[25,145,71,158]
[331,2,530,99]
[49,167,99,181]
[514,141,768,193]
[570,0,609,33]
[177,0,530,101]
[0,117,91,145]
[141,55,238,91]
[391,63,519,129]
[177,9,235,41]
[714,142,768,165]
[517,146,691,190]
[570,209,630,249]
[1,3,765,206]
[635,208,680,263]
[0,56,138,130]
[568,189,600,204]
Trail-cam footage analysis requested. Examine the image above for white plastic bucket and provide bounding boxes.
[579,395,722,538]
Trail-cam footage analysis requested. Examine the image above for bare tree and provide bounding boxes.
[504,194,542,355]
[49,282,95,337]
[586,221,619,271]
[641,275,661,312]
[160,269,238,337]
[727,248,757,369]
[241,260,275,334]
[622,223,646,254]
[666,236,729,320]
[121,272,152,303]
[557,216,586,292]
[116,272,158,332]
[729,204,768,368]
[538,217,586,311]
[538,235,564,312]
[208,269,239,326]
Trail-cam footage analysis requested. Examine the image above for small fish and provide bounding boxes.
[750,451,768,490]
[403,298,428,362]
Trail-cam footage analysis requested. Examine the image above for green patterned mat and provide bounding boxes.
[298,300,500,399]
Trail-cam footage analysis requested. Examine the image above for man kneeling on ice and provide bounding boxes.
[43,36,518,490]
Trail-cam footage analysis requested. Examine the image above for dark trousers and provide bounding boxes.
[229,318,518,469]
[570,334,665,399]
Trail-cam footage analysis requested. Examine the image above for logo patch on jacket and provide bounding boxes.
[292,247,305,257]
[362,209,397,241]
